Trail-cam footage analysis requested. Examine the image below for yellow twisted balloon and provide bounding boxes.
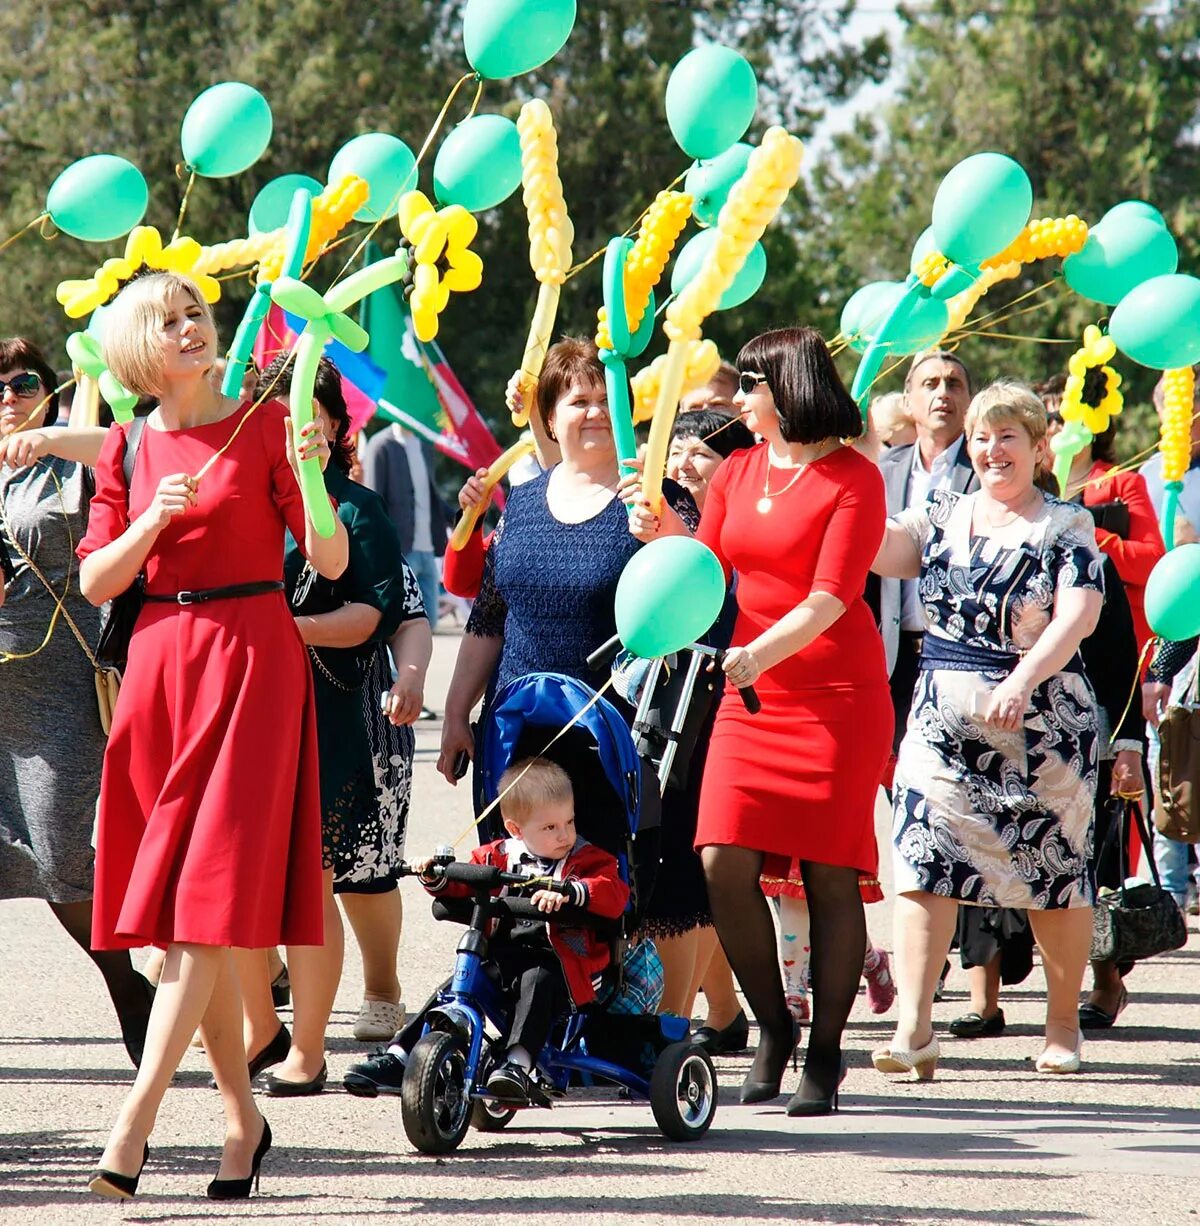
[630,341,720,424]
[982,215,1088,268]
[942,260,1022,334]
[1160,366,1194,484]
[514,99,574,427]
[596,190,693,350]
[641,126,804,511]
[191,174,368,280]
[56,226,221,319]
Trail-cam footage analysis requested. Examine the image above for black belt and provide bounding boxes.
[901,630,925,654]
[143,580,284,607]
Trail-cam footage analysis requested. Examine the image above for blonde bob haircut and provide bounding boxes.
[498,757,574,826]
[102,273,215,397]
[965,379,1048,446]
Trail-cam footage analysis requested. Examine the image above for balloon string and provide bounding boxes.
[326,71,482,289]
[946,277,1059,338]
[563,169,689,284]
[1109,638,1158,747]
[172,169,198,243]
[0,213,50,256]
[951,328,1076,344]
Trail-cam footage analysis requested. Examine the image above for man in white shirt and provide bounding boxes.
[874,350,978,755]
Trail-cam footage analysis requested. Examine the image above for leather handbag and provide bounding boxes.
[1091,796,1188,963]
[94,417,148,675]
[1154,663,1200,844]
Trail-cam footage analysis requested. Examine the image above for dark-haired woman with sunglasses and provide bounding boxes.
[0,337,154,1068]
[624,326,892,1116]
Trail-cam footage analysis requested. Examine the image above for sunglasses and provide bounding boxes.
[738,372,768,395]
[0,372,41,400]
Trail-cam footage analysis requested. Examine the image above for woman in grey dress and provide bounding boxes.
[869,381,1104,1080]
[0,337,152,1066]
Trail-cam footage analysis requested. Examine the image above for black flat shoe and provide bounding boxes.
[694,1009,750,1055]
[270,964,291,1009]
[88,1143,149,1200]
[248,1023,291,1081]
[260,1060,327,1097]
[948,1009,1006,1038]
[207,1118,271,1200]
[1079,985,1128,1030]
[739,1021,799,1105]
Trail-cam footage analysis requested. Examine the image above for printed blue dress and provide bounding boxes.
[891,490,1104,910]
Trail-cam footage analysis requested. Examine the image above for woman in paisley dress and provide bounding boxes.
[870,381,1104,1079]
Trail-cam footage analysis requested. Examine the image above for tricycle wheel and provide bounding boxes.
[471,1096,518,1131]
[650,1041,716,1141]
[401,1032,472,1154]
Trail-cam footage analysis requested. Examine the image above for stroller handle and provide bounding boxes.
[398,860,575,894]
[587,636,761,714]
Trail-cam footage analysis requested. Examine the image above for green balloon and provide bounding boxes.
[181,82,273,178]
[931,152,1032,267]
[463,0,577,80]
[1145,543,1200,641]
[433,115,523,212]
[885,293,950,355]
[46,155,148,242]
[841,281,902,352]
[614,537,727,659]
[1104,199,1167,229]
[684,142,753,227]
[248,174,323,235]
[1109,274,1200,371]
[1063,209,1177,306]
[671,230,766,310]
[666,45,758,161]
[328,133,416,222]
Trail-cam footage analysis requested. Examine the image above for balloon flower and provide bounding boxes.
[56,226,220,319]
[221,188,312,399]
[64,332,138,424]
[1158,365,1195,548]
[270,253,409,537]
[513,98,574,428]
[595,190,692,473]
[396,191,484,343]
[1062,325,1122,435]
[641,125,804,511]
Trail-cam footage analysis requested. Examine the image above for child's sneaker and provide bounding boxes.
[486,1061,534,1105]
[863,947,896,1015]
[785,992,810,1026]
[343,1049,407,1097]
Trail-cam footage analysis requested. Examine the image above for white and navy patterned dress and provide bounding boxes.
[892,490,1104,911]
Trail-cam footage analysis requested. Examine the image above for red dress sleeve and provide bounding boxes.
[811,457,887,605]
[443,525,492,598]
[1097,469,1165,587]
[257,400,319,548]
[696,456,733,581]
[77,423,132,561]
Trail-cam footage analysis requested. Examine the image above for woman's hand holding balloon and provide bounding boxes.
[983,674,1033,732]
[285,418,331,480]
[458,468,493,517]
[140,473,198,533]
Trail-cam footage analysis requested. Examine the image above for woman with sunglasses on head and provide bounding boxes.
[624,327,893,1116]
[0,338,155,1068]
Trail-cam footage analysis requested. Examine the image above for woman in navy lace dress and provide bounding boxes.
[437,338,696,829]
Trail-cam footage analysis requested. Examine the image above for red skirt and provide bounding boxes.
[696,682,892,879]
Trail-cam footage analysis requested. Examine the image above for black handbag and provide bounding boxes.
[94,417,148,674]
[1090,796,1188,963]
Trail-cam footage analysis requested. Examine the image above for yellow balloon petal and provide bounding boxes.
[397,190,433,234]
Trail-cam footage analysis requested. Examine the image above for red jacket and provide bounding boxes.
[1082,461,1165,655]
[424,837,630,1006]
[442,523,490,598]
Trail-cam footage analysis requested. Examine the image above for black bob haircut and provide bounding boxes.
[255,353,354,475]
[736,326,863,444]
[671,407,756,458]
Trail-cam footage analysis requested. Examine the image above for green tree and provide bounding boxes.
[0,0,885,449]
[808,0,1200,459]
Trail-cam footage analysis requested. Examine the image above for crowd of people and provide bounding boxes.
[1,271,1197,1197]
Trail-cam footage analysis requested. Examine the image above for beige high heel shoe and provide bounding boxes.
[872,1034,940,1081]
[1035,1031,1083,1074]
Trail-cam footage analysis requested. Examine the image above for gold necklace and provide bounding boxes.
[756,443,832,513]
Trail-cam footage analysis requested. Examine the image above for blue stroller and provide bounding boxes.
[397,672,718,1154]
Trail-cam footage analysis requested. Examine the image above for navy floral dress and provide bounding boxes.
[891,490,1104,910]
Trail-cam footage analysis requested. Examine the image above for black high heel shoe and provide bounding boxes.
[207,1118,271,1200]
[88,1143,149,1199]
[739,1020,800,1105]
[786,1054,849,1117]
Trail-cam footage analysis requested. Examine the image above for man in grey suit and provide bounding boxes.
[875,349,978,755]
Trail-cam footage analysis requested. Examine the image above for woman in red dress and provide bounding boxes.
[628,327,892,1116]
[78,274,347,1199]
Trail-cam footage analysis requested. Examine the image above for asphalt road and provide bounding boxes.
[2,625,1198,1225]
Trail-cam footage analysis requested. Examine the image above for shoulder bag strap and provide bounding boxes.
[1123,797,1165,893]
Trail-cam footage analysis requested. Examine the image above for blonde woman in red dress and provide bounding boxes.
[625,326,892,1116]
[78,274,347,1199]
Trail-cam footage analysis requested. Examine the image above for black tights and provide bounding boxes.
[703,846,865,1095]
[47,899,154,1067]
